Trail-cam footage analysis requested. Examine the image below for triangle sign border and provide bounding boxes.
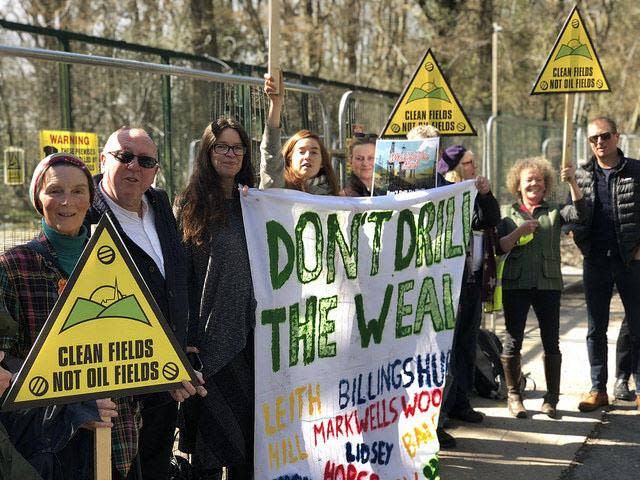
[380,48,477,138]
[2,213,197,411]
[531,5,611,95]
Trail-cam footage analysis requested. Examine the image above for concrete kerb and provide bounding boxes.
[438,282,634,479]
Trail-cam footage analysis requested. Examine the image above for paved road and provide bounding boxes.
[439,284,640,480]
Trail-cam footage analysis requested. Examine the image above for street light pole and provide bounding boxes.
[492,23,502,117]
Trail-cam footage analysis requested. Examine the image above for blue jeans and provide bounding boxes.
[584,256,640,392]
[443,272,483,414]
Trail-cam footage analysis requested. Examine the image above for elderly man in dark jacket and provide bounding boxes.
[85,127,205,479]
[568,116,640,412]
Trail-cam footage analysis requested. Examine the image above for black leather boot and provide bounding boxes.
[541,353,561,418]
[501,355,527,418]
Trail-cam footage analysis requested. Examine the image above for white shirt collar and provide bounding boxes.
[99,181,148,220]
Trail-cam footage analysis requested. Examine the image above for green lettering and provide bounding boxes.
[355,284,393,348]
[395,280,415,338]
[261,307,286,372]
[462,191,471,253]
[416,202,435,267]
[414,276,443,333]
[444,197,463,259]
[326,213,364,283]
[318,295,338,358]
[367,211,393,276]
[433,200,444,264]
[443,273,455,330]
[295,212,324,284]
[289,297,317,367]
[266,221,294,290]
[395,209,416,271]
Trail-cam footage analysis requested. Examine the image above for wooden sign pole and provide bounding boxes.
[562,93,574,168]
[94,423,111,479]
[268,0,282,94]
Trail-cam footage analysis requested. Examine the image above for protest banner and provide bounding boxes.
[373,138,439,194]
[381,49,476,138]
[241,182,476,479]
[531,5,610,168]
[39,129,100,174]
[3,146,25,185]
[2,213,196,478]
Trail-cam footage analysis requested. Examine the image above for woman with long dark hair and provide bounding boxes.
[177,118,256,479]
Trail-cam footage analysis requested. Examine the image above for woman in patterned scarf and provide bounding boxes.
[0,153,117,479]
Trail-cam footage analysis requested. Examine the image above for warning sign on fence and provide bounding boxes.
[39,130,100,175]
[2,213,196,410]
[4,147,25,185]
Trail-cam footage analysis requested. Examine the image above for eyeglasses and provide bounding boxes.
[354,132,378,140]
[108,150,158,168]
[212,143,246,156]
[588,132,614,144]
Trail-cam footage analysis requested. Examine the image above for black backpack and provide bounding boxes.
[474,329,506,399]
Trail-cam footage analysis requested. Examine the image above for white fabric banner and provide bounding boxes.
[241,181,477,480]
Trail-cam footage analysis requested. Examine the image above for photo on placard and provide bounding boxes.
[372,137,439,194]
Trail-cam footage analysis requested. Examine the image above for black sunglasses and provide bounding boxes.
[588,131,614,144]
[108,150,158,168]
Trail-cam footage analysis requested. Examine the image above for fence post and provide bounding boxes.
[57,36,73,130]
[161,55,174,200]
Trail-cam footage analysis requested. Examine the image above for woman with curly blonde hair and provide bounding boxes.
[498,157,585,419]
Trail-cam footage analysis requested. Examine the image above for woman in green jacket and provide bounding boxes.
[498,157,585,419]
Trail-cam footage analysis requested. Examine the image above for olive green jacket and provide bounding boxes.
[497,199,586,290]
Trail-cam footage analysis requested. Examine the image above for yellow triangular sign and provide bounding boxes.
[381,49,476,137]
[531,6,610,94]
[2,214,196,410]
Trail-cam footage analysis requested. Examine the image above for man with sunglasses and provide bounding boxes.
[568,117,640,413]
[85,127,205,479]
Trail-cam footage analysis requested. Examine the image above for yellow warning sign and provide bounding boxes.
[39,130,100,175]
[4,147,25,185]
[531,6,610,95]
[2,214,196,410]
[381,49,476,137]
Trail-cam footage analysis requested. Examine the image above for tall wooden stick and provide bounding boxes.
[95,425,111,479]
[562,93,574,168]
[268,0,282,94]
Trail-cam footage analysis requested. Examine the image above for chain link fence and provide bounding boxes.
[4,22,637,256]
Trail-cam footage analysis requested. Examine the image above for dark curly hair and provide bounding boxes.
[178,118,254,246]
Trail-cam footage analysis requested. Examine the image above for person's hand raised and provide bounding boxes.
[264,72,284,106]
[475,176,491,195]
[560,163,576,183]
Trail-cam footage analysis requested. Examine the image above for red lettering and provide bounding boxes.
[322,461,380,480]
[347,464,357,480]
[335,414,344,436]
[418,391,431,412]
[313,422,326,446]
[401,393,419,418]
[323,460,335,480]
[432,387,442,407]
[326,418,335,438]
